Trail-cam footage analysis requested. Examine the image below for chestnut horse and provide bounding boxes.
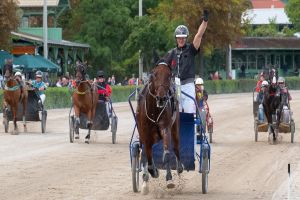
[136,63,183,193]
[2,63,28,134]
[73,62,98,143]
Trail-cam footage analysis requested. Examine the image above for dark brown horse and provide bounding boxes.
[2,63,28,134]
[136,63,183,193]
[262,68,281,143]
[73,62,98,143]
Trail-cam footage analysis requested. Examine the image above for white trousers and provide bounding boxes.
[40,94,46,104]
[179,82,196,113]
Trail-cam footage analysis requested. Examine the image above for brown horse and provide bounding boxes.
[2,63,28,134]
[262,68,281,143]
[136,63,183,193]
[73,62,98,143]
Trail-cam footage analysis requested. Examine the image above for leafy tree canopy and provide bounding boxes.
[0,0,19,50]
[285,0,300,31]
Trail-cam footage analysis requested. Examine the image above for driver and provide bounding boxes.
[95,70,112,117]
[29,71,47,105]
[163,10,208,113]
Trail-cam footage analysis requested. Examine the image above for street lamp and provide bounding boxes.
[43,0,48,59]
[138,0,143,81]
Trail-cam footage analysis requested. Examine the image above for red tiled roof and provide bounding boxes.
[252,0,285,9]
[232,37,300,50]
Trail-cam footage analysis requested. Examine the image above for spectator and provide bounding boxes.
[128,74,136,85]
[293,67,299,77]
[241,64,246,78]
[111,75,116,86]
[122,76,128,86]
[62,76,69,87]
[107,77,112,85]
[56,77,62,87]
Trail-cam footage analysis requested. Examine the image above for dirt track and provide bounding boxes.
[0,91,300,200]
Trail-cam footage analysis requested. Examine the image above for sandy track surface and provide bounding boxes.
[0,91,300,200]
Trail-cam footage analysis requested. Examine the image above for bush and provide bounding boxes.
[0,77,299,111]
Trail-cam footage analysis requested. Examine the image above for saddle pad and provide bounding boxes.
[152,112,195,171]
[79,101,110,130]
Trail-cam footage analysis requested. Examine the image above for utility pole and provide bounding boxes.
[43,0,48,58]
[138,0,143,81]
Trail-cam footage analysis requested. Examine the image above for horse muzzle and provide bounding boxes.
[156,96,168,108]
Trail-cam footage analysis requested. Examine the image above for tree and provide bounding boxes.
[63,0,132,77]
[285,0,300,31]
[150,0,251,77]
[0,0,19,50]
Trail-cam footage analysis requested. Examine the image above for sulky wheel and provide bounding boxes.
[41,110,47,133]
[201,148,209,194]
[131,145,140,193]
[69,115,75,143]
[111,116,118,144]
[290,119,295,143]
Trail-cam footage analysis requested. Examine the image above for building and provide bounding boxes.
[12,0,90,75]
[231,0,300,78]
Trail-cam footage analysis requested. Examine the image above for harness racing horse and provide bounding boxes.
[136,63,183,193]
[262,68,281,143]
[2,63,28,134]
[73,62,98,143]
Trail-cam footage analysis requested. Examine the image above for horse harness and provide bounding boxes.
[143,81,177,124]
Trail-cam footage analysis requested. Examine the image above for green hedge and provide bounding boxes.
[0,77,299,110]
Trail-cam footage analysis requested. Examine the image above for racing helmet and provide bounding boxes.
[174,25,189,38]
[278,77,285,83]
[195,77,204,85]
[97,70,105,78]
[15,71,22,77]
[35,70,43,78]
[261,80,269,87]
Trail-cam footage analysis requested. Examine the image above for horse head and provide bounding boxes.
[3,61,13,79]
[149,63,172,108]
[75,62,87,81]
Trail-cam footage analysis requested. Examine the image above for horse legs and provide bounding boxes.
[141,148,150,195]
[172,124,183,175]
[74,106,80,139]
[161,128,174,185]
[85,110,94,144]
[22,96,27,132]
[12,106,18,135]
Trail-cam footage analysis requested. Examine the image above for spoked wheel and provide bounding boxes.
[201,148,209,194]
[254,119,258,142]
[41,110,47,133]
[111,116,118,144]
[208,126,213,143]
[69,116,75,143]
[131,145,140,192]
[290,119,295,143]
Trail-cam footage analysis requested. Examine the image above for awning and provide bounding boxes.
[13,54,59,73]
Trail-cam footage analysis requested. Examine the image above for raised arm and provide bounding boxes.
[193,10,209,50]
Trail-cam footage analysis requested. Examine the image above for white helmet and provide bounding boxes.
[195,77,204,85]
[261,80,269,87]
[278,77,285,83]
[15,71,22,77]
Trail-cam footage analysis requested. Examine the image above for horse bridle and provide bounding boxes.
[145,81,174,124]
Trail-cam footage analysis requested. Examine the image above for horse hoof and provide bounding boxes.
[177,163,184,174]
[166,181,176,189]
[84,139,90,144]
[141,181,149,195]
[75,134,79,139]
